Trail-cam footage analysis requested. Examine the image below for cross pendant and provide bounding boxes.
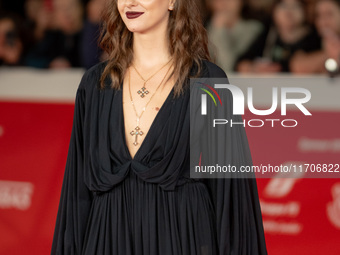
[137,86,149,98]
[130,126,144,146]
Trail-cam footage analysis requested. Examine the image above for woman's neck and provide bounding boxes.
[132,25,172,70]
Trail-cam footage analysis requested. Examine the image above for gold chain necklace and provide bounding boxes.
[128,62,173,146]
[132,58,173,98]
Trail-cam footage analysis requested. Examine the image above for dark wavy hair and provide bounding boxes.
[99,0,211,98]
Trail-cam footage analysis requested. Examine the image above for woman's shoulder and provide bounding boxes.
[78,60,108,90]
[200,59,229,79]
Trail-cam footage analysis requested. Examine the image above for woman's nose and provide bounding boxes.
[124,0,138,7]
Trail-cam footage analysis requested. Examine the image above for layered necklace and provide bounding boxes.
[132,58,173,98]
[128,60,173,146]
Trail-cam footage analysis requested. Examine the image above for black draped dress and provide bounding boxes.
[51,59,268,255]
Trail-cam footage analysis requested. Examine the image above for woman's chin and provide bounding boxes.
[126,26,149,34]
[124,23,141,32]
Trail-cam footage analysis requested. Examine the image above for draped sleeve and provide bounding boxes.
[199,61,268,255]
[51,71,93,254]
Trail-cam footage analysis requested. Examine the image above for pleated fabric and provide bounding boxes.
[51,59,268,255]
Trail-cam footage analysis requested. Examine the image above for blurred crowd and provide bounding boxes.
[0,0,339,74]
[0,0,106,69]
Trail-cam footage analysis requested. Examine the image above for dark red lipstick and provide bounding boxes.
[126,11,144,19]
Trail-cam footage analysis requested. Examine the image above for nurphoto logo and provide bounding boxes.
[198,81,312,128]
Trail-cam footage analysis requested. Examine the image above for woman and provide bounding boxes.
[51,0,267,254]
[235,0,322,73]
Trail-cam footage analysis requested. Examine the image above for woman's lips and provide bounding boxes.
[126,11,144,19]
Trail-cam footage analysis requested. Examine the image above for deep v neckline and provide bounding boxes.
[120,83,174,161]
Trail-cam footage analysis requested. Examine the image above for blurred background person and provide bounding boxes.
[81,0,107,69]
[290,0,340,73]
[24,0,51,43]
[0,12,27,66]
[23,0,54,67]
[50,0,84,68]
[206,0,263,73]
[24,0,84,68]
[235,0,322,73]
